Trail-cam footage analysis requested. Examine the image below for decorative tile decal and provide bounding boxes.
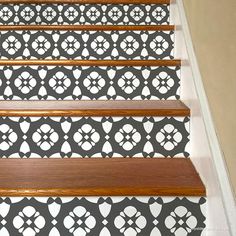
[0,66,180,100]
[0,30,174,59]
[0,197,206,236]
[0,4,170,25]
[0,116,190,158]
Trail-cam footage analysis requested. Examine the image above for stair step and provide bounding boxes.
[0,59,181,66]
[0,158,205,196]
[0,25,175,31]
[0,100,189,116]
[0,100,190,158]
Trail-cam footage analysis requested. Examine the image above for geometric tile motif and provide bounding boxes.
[0,197,206,236]
[0,66,180,100]
[0,116,190,158]
[0,4,170,25]
[0,30,174,59]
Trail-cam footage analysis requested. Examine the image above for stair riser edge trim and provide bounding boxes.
[0,60,181,66]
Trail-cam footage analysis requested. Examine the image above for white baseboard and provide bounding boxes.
[174,0,236,235]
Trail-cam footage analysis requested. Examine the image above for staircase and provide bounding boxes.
[0,0,206,235]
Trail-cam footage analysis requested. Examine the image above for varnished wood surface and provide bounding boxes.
[0,25,174,31]
[0,158,205,196]
[0,59,181,66]
[0,0,170,4]
[0,100,190,117]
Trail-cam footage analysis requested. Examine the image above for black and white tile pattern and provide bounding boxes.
[0,116,189,158]
[0,30,174,59]
[0,66,180,100]
[0,197,206,236]
[0,4,170,25]
[0,2,205,236]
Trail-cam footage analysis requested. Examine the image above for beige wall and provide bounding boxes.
[183,0,236,197]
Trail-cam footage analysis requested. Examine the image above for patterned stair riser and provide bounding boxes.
[0,197,206,236]
[0,116,190,158]
[0,4,169,25]
[0,30,174,59]
[0,66,180,100]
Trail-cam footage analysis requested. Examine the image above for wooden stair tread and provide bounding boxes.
[0,25,174,31]
[0,100,189,116]
[0,59,181,66]
[0,0,170,4]
[0,158,205,196]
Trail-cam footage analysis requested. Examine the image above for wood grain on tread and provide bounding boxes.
[0,0,170,4]
[0,100,189,117]
[0,158,205,196]
[0,60,181,66]
[0,25,174,31]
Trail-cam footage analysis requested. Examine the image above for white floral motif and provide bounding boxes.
[130,7,144,21]
[86,6,101,21]
[32,124,59,151]
[20,6,35,21]
[65,7,78,21]
[91,35,110,55]
[0,6,13,21]
[152,71,174,94]
[64,206,96,236]
[165,206,198,236]
[152,6,167,21]
[61,35,80,55]
[42,7,57,21]
[156,124,182,151]
[118,71,140,94]
[114,206,147,236]
[115,124,141,151]
[49,71,71,94]
[120,35,139,55]
[108,7,122,21]
[13,206,45,236]
[2,35,21,55]
[0,124,17,151]
[32,35,51,55]
[83,71,105,94]
[73,124,100,151]
[15,71,37,94]
[150,35,169,55]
